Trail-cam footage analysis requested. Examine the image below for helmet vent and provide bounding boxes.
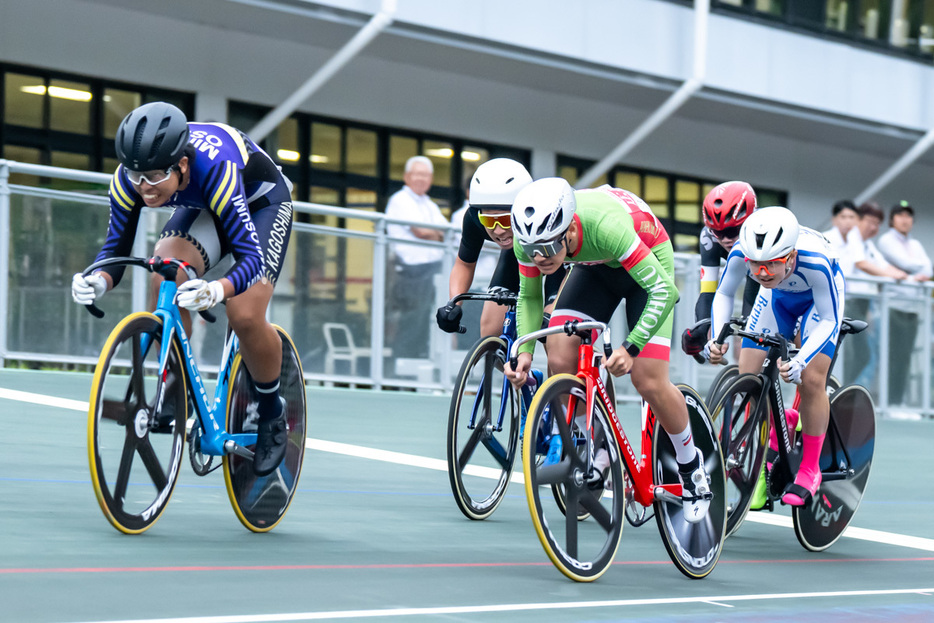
[158,117,171,131]
[524,206,535,218]
[505,176,514,184]
[150,134,165,158]
[133,119,147,155]
[755,233,766,248]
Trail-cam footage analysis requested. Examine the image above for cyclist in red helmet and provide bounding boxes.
[681,181,759,356]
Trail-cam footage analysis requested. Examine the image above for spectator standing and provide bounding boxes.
[844,202,908,388]
[385,155,448,359]
[822,200,860,277]
[876,201,933,405]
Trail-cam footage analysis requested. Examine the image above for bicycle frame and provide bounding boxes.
[450,291,533,434]
[511,320,683,508]
[83,256,255,459]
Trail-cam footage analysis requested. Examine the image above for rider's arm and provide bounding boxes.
[694,229,722,321]
[710,249,746,340]
[95,167,143,287]
[448,257,476,299]
[448,214,487,299]
[623,246,679,352]
[794,256,843,365]
[514,245,544,356]
[207,161,266,295]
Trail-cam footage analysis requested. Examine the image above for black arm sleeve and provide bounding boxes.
[457,209,491,264]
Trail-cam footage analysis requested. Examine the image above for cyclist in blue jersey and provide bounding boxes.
[71,102,295,476]
[706,207,845,507]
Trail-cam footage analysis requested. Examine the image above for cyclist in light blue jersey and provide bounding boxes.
[71,102,294,476]
[706,207,845,507]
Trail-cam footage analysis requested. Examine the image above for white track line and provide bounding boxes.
[5,387,934,552]
[59,588,934,623]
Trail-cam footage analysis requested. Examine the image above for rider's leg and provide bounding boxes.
[632,356,710,523]
[782,353,831,506]
[151,235,207,338]
[479,300,508,338]
[738,346,767,375]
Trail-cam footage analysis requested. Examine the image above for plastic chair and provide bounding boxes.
[323,322,390,376]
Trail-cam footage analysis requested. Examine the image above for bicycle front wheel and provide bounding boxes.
[224,326,307,532]
[523,374,625,582]
[710,373,769,536]
[653,385,727,579]
[793,384,875,552]
[87,312,187,534]
[706,363,738,409]
[446,336,519,520]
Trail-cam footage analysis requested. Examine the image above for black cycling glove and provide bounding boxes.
[436,304,463,334]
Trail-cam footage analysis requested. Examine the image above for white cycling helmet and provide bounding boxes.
[469,158,532,210]
[511,177,576,245]
[739,206,799,261]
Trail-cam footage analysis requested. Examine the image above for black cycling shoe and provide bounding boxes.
[253,407,288,476]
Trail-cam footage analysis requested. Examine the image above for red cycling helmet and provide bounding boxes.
[703,181,756,232]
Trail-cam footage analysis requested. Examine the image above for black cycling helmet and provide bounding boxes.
[115,102,190,171]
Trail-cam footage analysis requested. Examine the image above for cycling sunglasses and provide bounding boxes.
[746,254,790,277]
[125,165,176,186]
[477,212,512,230]
[712,225,741,240]
[520,234,567,259]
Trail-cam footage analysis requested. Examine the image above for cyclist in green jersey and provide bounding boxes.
[504,177,712,522]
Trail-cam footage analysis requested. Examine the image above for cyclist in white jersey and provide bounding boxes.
[706,207,845,507]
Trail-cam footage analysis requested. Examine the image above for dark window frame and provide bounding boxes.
[1,62,195,175]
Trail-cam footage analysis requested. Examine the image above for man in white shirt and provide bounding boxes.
[844,202,908,388]
[385,156,449,358]
[822,200,860,277]
[875,201,932,405]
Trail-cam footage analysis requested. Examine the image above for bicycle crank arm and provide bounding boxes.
[224,440,255,460]
[820,469,854,482]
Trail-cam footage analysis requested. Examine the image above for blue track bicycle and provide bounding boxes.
[445,290,616,520]
[83,256,307,534]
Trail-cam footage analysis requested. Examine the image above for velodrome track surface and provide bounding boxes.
[1,368,933,623]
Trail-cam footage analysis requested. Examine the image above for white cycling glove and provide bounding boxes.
[72,273,107,305]
[177,279,225,311]
[702,339,716,362]
[781,357,806,385]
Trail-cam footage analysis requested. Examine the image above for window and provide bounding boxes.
[705,1,934,59]
[1,62,194,186]
[557,154,788,253]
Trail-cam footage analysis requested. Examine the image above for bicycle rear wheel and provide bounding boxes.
[224,326,307,532]
[446,336,519,520]
[87,312,187,534]
[523,374,625,582]
[653,385,727,579]
[709,373,769,536]
[793,384,875,551]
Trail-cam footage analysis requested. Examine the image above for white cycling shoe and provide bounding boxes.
[678,448,711,524]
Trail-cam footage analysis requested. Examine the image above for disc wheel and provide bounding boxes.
[446,336,519,520]
[653,385,727,579]
[224,326,307,532]
[87,312,187,534]
[523,374,625,582]
[709,373,769,536]
[793,385,875,551]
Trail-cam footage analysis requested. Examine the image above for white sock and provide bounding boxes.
[667,424,697,465]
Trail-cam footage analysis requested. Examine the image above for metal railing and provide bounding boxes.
[1,159,930,417]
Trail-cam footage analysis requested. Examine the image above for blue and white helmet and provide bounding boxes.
[511,177,577,244]
[739,206,799,261]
